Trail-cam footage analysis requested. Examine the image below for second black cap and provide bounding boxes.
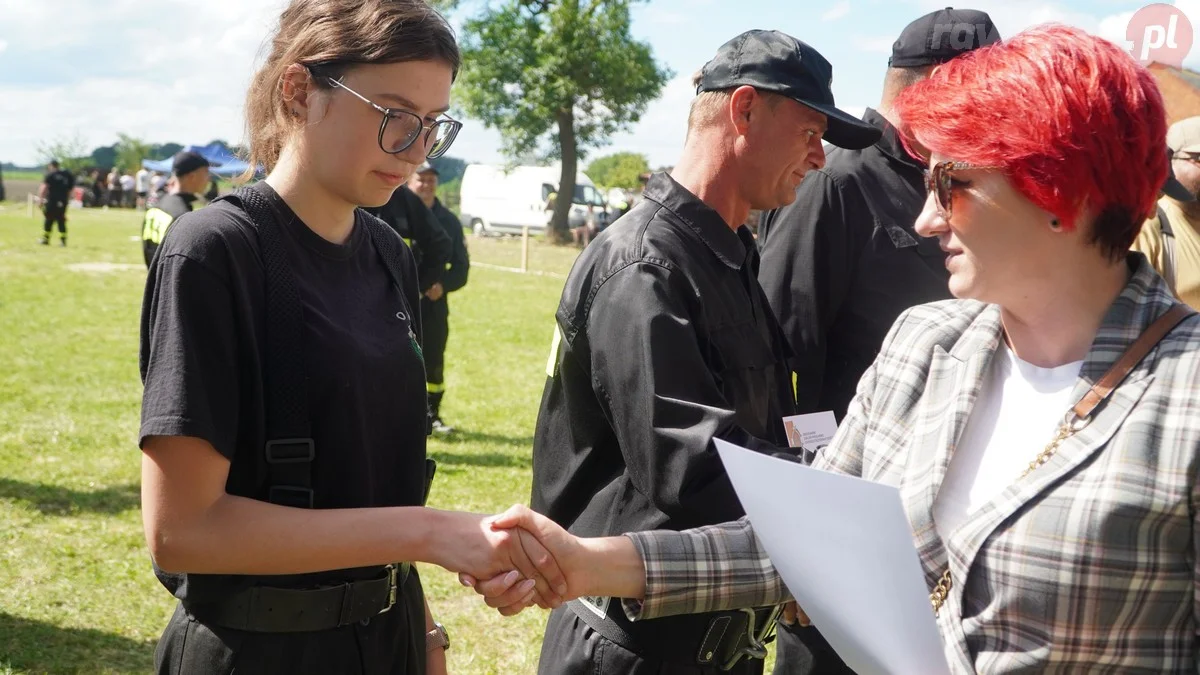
[889,7,1000,68]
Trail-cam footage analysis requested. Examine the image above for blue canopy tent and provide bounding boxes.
[141,142,255,178]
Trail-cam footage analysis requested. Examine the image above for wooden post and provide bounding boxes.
[521,226,530,273]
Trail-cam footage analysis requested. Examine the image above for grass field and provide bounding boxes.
[0,203,572,674]
[0,203,779,674]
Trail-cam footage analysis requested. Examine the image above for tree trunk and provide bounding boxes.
[550,107,577,244]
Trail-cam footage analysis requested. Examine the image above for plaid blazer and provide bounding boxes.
[625,256,1200,673]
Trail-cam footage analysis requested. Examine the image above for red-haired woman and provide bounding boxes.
[471,24,1200,672]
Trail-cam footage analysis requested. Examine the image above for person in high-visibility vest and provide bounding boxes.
[141,151,216,266]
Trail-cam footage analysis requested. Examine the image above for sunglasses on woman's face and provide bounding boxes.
[923,161,997,219]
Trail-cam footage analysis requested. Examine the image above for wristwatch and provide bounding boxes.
[426,622,450,652]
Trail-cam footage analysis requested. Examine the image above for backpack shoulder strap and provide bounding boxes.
[226,185,315,509]
[1156,205,1179,297]
[358,207,410,295]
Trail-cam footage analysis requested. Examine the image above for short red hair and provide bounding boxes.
[894,24,1167,260]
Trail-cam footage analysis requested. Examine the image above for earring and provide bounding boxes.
[1049,218,1061,231]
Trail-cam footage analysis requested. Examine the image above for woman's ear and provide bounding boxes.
[280,64,314,119]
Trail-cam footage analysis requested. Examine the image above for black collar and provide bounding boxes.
[641,173,749,270]
[863,107,924,171]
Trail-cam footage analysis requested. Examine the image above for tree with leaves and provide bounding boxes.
[115,134,152,175]
[36,133,91,173]
[456,0,670,241]
[586,151,649,189]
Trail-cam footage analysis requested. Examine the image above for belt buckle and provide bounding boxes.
[379,564,398,614]
[720,605,783,671]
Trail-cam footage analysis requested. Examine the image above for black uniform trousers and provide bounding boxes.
[154,571,426,675]
[538,607,765,675]
[420,296,448,387]
[44,201,67,236]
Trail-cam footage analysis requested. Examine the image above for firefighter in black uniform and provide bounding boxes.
[407,162,469,433]
[137,2,565,673]
[141,151,215,266]
[756,11,999,672]
[39,160,74,246]
[530,31,880,675]
[365,184,452,313]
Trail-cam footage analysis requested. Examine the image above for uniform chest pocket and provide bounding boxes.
[708,320,777,374]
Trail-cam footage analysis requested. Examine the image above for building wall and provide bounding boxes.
[1149,65,1200,125]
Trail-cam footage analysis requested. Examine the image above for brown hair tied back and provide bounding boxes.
[240,0,461,182]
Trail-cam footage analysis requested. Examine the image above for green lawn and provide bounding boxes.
[0,203,575,674]
[3,171,43,181]
[0,204,778,674]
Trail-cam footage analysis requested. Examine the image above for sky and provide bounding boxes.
[3,0,1200,169]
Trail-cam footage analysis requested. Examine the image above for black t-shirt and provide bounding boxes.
[44,169,74,203]
[139,182,429,602]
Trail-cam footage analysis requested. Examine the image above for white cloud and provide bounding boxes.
[0,0,281,166]
[822,1,851,22]
[1097,10,1136,47]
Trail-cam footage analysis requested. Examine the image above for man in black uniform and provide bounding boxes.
[365,184,452,312]
[39,160,74,246]
[531,31,880,675]
[756,9,999,674]
[142,151,215,266]
[407,162,470,433]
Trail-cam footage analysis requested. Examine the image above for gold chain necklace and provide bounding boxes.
[921,304,1192,618]
[929,417,1082,616]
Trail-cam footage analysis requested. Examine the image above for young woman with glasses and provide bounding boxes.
[137,1,562,673]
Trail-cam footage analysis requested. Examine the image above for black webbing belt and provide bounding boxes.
[568,599,782,671]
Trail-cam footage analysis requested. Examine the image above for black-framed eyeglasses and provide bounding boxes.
[923,160,998,218]
[1172,151,1200,164]
[318,75,462,159]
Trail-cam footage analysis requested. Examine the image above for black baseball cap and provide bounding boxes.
[696,30,881,150]
[1164,147,1195,202]
[889,7,1000,67]
[172,151,217,177]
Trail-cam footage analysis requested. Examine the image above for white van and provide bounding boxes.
[459,164,607,235]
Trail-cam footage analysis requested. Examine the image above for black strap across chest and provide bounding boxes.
[220,185,413,508]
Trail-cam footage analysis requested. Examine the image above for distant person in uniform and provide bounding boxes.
[408,162,470,433]
[141,151,214,266]
[39,160,74,246]
[365,183,452,305]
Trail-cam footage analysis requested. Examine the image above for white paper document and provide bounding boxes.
[715,439,950,675]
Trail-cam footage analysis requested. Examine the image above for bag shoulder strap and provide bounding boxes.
[224,186,315,509]
[358,208,410,296]
[1156,205,1178,296]
[1072,304,1194,420]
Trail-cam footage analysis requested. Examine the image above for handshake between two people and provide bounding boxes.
[431,505,646,616]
